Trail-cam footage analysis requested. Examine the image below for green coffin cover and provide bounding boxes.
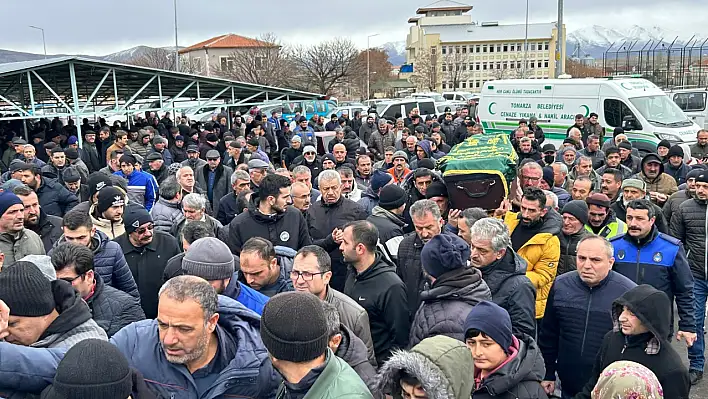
[437,134,518,191]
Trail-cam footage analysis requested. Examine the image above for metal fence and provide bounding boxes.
[602,37,708,89]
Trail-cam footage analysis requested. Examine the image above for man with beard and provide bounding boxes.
[596,147,634,179]
[618,141,641,174]
[359,114,376,145]
[355,154,372,188]
[600,168,623,203]
[238,237,295,297]
[13,184,61,254]
[368,119,395,162]
[611,178,668,233]
[97,127,113,166]
[114,207,180,319]
[180,237,268,315]
[18,163,78,217]
[0,191,45,264]
[610,199,695,348]
[181,145,206,171]
[585,192,627,240]
[557,200,591,276]
[504,187,561,322]
[339,167,362,202]
[367,184,407,261]
[227,174,311,254]
[634,153,677,206]
[341,220,409,365]
[22,144,45,168]
[664,168,701,223]
[290,145,322,185]
[467,217,536,338]
[308,170,367,291]
[89,186,126,239]
[516,137,541,164]
[579,134,605,170]
[41,147,68,184]
[62,167,85,201]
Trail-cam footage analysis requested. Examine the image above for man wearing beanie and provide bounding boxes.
[367,184,407,260]
[585,192,627,240]
[18,162,78,217]
[61,166,85,200]
[89,186,126,239]
[386,150,412,185]
[541,165,570,209]
[663,167,702,224]
[465,301,547,398]
[113,206,180,319]
[261,291,372,398]
[0,261,107,348]
[409,234,491,347]
[281,134,303,169]
[657,139,672,162]
[611,178,668,234]
[0,191,45,264]
[181,237,268,315]
[663,145,689,186]
[358,169,393,214]
[114,153,158,211]
[129,130,151,158]
[425,180,451,220]
[65,147,89,183]
[150,136,173,166]
[618,140,641,174]
[558,200,591,275]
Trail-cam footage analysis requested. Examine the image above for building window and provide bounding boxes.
[497,44,502,52]
[431,47,437,55]
[220,56,234,71]
[483,62,488,70]
[530,43,536,51]
[455,46,461,54]
[462,64,468,71]
[254,56,266,70]
[489,45,495,53]
[461,82,467,89]
[544,60,549,68]
[496,62,501,70]
[442,83,447,89]
[510,44,515,52]
[503,62,508,69]
[510,62,515,69]
[537,61,542,68]
[476,45,481,53]
[462,46,467,54]
[544,42,550,50]
[518,43,523,51]
[442,46,447,55]
[503,44,508,52]
[442,64,447,72]
[483,45,488,53]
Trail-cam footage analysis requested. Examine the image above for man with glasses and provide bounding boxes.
[195,150,233,218]
[291,145,322,186]
[52,242,145,337]
[291,245,376,366]
[114,206,180,319]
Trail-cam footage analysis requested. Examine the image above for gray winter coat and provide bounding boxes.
[367,129,396,162]
[359,122,376,144]
[150,197,185,234]
[0,228,45,265]
[195,163,233,217]
[325,286,376,367]
[408,267,492,348]
[670,198,708,280]
[86,275,145,337]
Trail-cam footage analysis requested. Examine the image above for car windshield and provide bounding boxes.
[375,102,391,114]
[417,94,445,102]
[629,95,693,127]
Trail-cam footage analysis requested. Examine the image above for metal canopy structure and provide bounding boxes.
[0,56,323,139]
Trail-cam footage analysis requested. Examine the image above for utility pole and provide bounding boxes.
[556,0,564,77]
[29,26,47,59]
[173,0,179,72]
[367,33,379,100]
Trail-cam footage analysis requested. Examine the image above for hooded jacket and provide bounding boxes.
[367,206,406,261]
[129,132,151,157]
[610,226,695,334]
[359,122,376,145]
[633,154,678,200]
[150,196,185,234]
[539,271,636,396]
[221,272,270,315]
[472,335,548,399]
[504,211,561,319]
[575,285,690,399]
[669,197,708,280]
[333,324,379,398]
[33,280,108,349]
[376,335,474,399]
[344,251,409,365]
[85,274,146,337]
[89,203,126,239]
[479,249,537,339]
[409,267,492,347]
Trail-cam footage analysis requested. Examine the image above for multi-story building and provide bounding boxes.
[178,33,276,77]
[404,0,566,91]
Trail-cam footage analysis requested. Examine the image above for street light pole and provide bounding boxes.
[556,0,564,77]
[173,0,179,72]
[522,0,529,78]
[29,26,47,59]
[367,33,379,100]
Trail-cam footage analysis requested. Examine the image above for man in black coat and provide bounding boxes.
[19,163,78,217]
[113,206,180,319]
[15,185,63,254]
[467,218,536,338]
[366,184,407,261]
[309,170,367,291]
[81,130,102,173]
[574,285,690,399]
[51,242,145,337]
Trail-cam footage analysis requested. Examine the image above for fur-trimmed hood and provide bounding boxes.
[376,335,474,399]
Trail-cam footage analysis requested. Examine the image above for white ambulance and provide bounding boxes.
[477,77,700,155]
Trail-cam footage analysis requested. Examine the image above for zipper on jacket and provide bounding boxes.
[580,288,593,356]
[704,205,707,280]
[635,248,642,283]
[621,344,627,354]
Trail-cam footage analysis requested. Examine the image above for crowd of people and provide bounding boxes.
[0,107,704,399]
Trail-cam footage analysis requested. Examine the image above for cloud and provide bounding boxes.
[3,0,707,55]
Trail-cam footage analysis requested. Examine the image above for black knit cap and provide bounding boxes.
[667,145,684,159]
[62,167,81,183]
[0,262,55,316]
[378,184,407,210]
[425,181,449,199]
[97,187,125,214]
[260,291,328,362]
[87,173,112,199]
[124,206,152,234]
[40,339,133,399]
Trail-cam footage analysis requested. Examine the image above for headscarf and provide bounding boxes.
[592,361,663,399]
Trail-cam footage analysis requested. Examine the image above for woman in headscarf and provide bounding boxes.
[592,360,663,399]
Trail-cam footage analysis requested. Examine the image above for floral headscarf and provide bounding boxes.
[592,361,663,399]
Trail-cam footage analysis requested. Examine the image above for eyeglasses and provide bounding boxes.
[290,270,325,281]
[207,158,219,161]
[304,152,316,155]
[135,224,154,235]
[60,273,84,283]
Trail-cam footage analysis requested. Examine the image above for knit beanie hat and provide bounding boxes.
[392,150,408,162]
[378,185,407,210]
[119,154,136,166]
[182,237,235,280]
[124,206,152,234]
[621,178,646,193]
[561,200,589,225]
[370,169,392,192]
[0,262,56,316]
[260,291,328,362]
[698,172,708,184]
[421,234,471,279]
[542,166,554,189]
[206,133,219,142]
[425,181,448,199]
[0,191,24,217]
[62,167,81,183]
[40,339,133,399]
[64,148,79,160]
[97,187,125,215]
[417,158,436,170]
[657,139,671,150]
[67,136,78,145]
[87,173,112,199]
[586,192,611,209]
[687,168,704,181]
[323,153,336,164]
[667,145,684,158]
[464,301,513,353]
[618,141,633,151]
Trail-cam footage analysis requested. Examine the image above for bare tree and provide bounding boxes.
[488,56,522,80]
[409,50,438,92]
[441,50,471,90]
[129,48,175,71]
[215,33,289,86]
[288,38,360,94]
[348,48,393,99]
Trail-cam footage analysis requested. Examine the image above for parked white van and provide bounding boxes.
[670,88,708,129]
[477,77,701,155]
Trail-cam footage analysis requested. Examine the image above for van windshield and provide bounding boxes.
[629,95,693,127]
[375,102,391,115]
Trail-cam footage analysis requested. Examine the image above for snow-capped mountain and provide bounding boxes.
[0,46,182,65]
[380,40,406,66]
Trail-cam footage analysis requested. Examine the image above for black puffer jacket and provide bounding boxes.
[558,228,591,276]
[396,232,427,317]
[480,249,537,338]
[367,206,406,260]
[670,198,708,280]
[28,210,63,254]
[86,275,146,337]
[575,285,690,399]
[472,335,549,399]
[35,177,79,217]
[662,189,691,226]
[409,267,492,347]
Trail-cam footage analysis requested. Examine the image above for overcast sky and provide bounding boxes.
[4,0,708,56]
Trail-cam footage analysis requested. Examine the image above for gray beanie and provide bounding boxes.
[392,150,408,162]
[181,237,234,280]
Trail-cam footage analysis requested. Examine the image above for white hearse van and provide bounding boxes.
[670,88,708,129]
[477,77,701,155]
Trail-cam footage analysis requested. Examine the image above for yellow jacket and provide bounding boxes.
[504,211,561,319]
